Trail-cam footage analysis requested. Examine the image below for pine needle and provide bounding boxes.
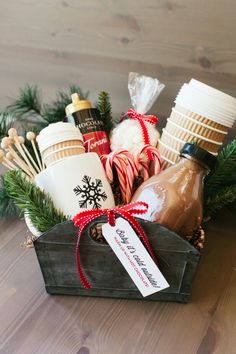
[0,175,19,219]
[38,85,89,131]
[204,184,236,216]
[96,91,114,134]
[4,170,68,233]
[7,84,42,116]
[69,84,89,100]
[0,112,16,139]
[205,139,236,196]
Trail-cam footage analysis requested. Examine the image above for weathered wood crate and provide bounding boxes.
[34,217,201,303]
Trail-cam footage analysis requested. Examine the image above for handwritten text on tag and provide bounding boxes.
[102,217,169,297]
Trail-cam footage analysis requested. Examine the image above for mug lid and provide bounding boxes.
[37,122,84,152]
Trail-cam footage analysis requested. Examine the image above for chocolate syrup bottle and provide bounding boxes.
[65,93,111,156]
[132,143,217,237]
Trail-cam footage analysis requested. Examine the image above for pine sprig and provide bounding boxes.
[204,184,236,216]
[4,84,89,134]
[0,112,16,139]
[38,85,90,132]
[96,91,114,134]
[0,176,19,218]
[7,84,42,116]
[4,170,68,233]
[205,139,236,196]
[69,84,89,101]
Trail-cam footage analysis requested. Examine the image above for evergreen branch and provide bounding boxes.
[96,91,114,134]
[0,112,16,139]
[0,175,19,219]
[7,84,42,116]
[204,184,236,216]
[39,85,89,131]
[4,170,68,233]
[205,140,236,197]
[69,84,89,100]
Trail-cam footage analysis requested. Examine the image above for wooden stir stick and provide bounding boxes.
[8,128,38,177]
[26,132,44,171]
[18,135,41,173]
[0,149,16,170]
[5,152,19,169]
[1,137,35,179]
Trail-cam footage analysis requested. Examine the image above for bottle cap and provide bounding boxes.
[180,143,217,171]
[65,93,92,116]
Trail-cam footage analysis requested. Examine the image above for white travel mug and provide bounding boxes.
[35,153,115,217]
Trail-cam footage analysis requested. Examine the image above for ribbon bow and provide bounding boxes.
[72,202,156,289]
[124,109,158,161]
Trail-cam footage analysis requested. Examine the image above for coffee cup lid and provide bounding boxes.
[175,84,236,126]
[189,79,236,108]
[176,84,236,116]
[175,98,234,127]
[37,122,84,152]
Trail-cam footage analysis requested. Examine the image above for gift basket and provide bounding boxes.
[1,74,236,303]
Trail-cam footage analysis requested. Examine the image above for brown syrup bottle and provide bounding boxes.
[132,143,216,237]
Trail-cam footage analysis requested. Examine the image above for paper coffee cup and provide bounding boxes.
[160,129,186,152]
[160,129,218,156]
[175,97,235,127]
[37,122,84,167]
[177,83,236,116]
[174,104,229,132]
[42,140,85,167]
[158,140,180,164]
[189,79,236,109]
[35,153,115,217]
[164,120,222,153]
[161,156,174,170]
[169,108,228,143]
[175,84,236,127]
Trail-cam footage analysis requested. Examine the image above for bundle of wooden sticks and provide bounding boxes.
[0,128,44,180]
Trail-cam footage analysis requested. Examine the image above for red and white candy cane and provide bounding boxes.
[135,144,162,177]
[133,152,149,181]
[101,149,138,204]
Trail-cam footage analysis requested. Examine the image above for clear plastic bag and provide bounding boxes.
[110,72,165,155]
[128,72,165,114]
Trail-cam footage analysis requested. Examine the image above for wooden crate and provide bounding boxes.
[34,217,201,303]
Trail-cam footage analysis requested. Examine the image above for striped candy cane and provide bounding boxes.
[135,144,162,177]
[101,149,138,204]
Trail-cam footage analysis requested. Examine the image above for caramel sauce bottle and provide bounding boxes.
[65,93,111,156]
[132,143,216,237]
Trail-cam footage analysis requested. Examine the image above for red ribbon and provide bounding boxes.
[124,108,158,161]
[72,202,156,289]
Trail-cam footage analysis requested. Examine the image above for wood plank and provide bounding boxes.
[1,0,236,119]
[1,42,236,128]
[1,0,236,70]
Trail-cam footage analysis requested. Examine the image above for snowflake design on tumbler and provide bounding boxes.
[73,175,107,209]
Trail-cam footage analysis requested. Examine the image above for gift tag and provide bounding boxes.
[102,217,169,297]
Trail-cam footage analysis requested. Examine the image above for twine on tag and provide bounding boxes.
[72,202,156,289]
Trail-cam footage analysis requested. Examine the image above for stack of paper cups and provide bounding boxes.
[37,122,85,167]
[159,79,236,168]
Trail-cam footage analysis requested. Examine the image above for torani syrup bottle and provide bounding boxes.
[65,93,111,156]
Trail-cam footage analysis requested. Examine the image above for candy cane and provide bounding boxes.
[136,155,150,181]
[135,144,162,177]
[101,149,138,204]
